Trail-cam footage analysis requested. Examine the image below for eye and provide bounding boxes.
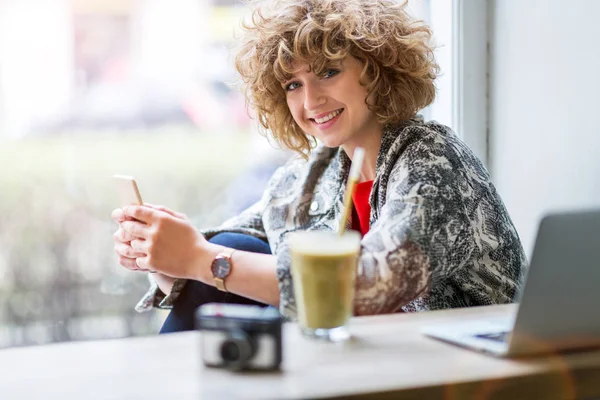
[322,68,340,79]
[284,81,301,91]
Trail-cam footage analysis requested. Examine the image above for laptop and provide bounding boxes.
[422,209,600,357]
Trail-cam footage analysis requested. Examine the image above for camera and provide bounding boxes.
[195,303,283,371]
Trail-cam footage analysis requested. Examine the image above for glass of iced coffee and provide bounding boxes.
[289,230,361,341]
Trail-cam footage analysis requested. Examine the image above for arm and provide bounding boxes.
[121,205,280,306]
[354,190,470,315]
[115,156,299,312]
[190,242,279,306]
[113,175,276,311]
[152,273,175,296]
[118,157,295,310]
[352,144,474,315]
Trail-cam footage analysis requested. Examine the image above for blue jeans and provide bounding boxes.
[159,232,271,334]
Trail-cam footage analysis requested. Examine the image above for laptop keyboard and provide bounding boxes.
[475,331,510,342]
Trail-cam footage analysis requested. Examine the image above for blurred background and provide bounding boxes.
[0,0,451,348]
[0,0,294,348]
[2,0,598,349]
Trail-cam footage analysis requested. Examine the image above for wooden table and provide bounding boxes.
[2,304,600,400]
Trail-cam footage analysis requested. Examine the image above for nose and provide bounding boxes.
[303,82,326,112]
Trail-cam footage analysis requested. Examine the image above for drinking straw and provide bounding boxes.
[338,147,365,236]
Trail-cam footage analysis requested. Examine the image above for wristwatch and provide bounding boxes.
[210,248,236,292]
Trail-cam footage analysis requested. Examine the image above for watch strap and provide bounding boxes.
[220,247,236,258]
[214,277,226,292]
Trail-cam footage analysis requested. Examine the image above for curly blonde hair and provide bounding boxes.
[235,0,439,156]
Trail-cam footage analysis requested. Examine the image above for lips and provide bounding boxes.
[309,108,344,124]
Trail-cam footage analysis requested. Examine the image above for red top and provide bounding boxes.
[351,180,374,236]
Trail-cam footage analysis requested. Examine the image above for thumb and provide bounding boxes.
[143,203,187,220]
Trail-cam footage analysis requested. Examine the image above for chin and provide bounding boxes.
[313,134,344,148]
[319,139,343,148]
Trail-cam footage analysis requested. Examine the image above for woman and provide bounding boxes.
[112,0,527,333]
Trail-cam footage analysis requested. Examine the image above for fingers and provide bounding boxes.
[120,220,150,239]
[130,238,148,254]
[114,241,146,259]
[122,205,156,224]
[118,255,143,271]
[112,208,138,223]
[113,227,135,243]
[111,208,126,223]
[116,248,154,273]
[113,228,153,273]
[144,203,187,220]
[135,256,153,272]
[118,256,154,272]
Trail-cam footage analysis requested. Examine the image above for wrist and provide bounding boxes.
[194,241,227,283]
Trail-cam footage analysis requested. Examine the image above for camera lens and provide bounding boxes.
[219,330,255,371]
[221,341,241,362]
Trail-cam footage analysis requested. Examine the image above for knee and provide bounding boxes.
[208,232,271,255]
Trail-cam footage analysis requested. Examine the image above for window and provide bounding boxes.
[407,0,454,129]
[0,0,486,348]
[0,0,287,348]
[408,0,489,165]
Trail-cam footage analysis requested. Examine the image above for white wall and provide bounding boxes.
[489,0,600,256]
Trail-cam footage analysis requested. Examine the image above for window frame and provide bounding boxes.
[451,0,489,167]
[415,0,489,167]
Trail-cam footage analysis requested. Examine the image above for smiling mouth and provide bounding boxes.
[310,108,344,124]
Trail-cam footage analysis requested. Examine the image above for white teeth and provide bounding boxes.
[315,109,342,124]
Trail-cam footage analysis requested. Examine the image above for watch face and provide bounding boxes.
[211,257,231,279]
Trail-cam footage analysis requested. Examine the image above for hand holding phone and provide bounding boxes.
[112,174,149,272]
[111,175,205,283]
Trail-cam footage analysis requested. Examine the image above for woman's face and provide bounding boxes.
[282,55,381,149]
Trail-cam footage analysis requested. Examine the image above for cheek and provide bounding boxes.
[352,90,371,116]
[286,98,305,125]
[339,83,368,112]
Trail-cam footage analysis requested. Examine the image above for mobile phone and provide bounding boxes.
[113,175,143,206]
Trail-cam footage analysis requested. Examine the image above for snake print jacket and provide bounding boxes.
[136,117,527,320]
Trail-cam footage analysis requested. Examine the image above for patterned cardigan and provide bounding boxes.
[136,117,527,320]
